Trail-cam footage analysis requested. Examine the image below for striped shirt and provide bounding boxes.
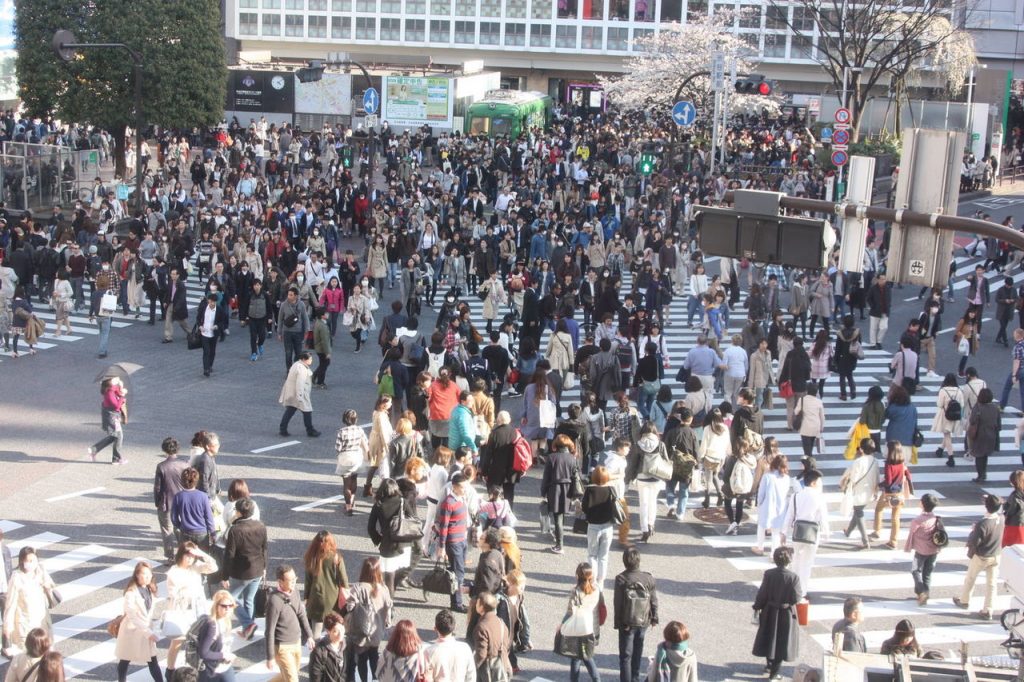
[434,493,468,547]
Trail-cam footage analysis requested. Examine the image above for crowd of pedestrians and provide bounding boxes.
[3,102,1024,682]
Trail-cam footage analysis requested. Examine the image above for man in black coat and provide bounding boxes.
[153,437,188,564]
[162,266,191,343]
[196,293,229,376]
[480,412,519,506]
[865,273,892,350]
[614,547,659,682]
[466,528,506,637]
[219,498,269,641]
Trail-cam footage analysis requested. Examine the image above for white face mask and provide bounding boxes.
[297,275,305,283]
[101,264,110,271]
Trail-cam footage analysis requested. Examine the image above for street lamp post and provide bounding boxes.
[297,58,376,200]
[52,30,145,215]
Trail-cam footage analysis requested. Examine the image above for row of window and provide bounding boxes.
[237,11,821,55]
[236,0,832,23]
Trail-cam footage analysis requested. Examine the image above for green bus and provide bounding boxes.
[464,90,553,138]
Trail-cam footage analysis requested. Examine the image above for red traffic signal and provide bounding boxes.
[757,81,772,96]
[734,75,773,97]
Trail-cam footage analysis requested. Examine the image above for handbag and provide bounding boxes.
[421,561,459,597]
[779,380,794,398]
[342,311,354,326]
[538,399,557,429]
[560,591,590,637]
[477,288,489,301]
[563,371,576,390]
[45,586,63,609]
[107,614,124,638]
[792,519,820,544]
[572,513,588,534]
[187,325,203,350]
[252,577,271,619]
[368,297,380,312]
[393,514,425,543]
[912,428,925,448]
[161,606,199,638]
[98,291,117,317]
[957,336,970,356]
[568,465,585,499]
[611,493,627,525]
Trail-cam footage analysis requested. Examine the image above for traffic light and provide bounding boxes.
[296,60,325,83]
[639,144,656,176]
[340,145,353,169]
[734,75,772,97]
[695,190,835,270]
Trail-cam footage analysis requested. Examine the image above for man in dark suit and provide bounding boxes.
[162,266,190,343]
[196,293,229,377]
[153,437,188,564]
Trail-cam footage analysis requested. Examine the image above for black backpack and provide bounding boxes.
[467,355,491,390]
[943,393,962,422]
[183,615,210,671]
[622,579,652,628]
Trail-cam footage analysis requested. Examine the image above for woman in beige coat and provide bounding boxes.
[365,395,394,496]
[2,548,54,652]
[931,373,965,465]
[114,562,161,681]
[794,383,826,457]
[479,271,507,334]
[346,284,373,353]
[545,320,575,385]
[366,237,389,291]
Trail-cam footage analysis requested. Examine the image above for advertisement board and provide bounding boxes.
[226,70,294,113]
[382,76,454,128]
[295,72,352,116]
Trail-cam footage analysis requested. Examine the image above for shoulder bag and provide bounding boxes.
[568,464,586,500]
[793,396,805,431]
[779,380,794,398]
[792,519,819,544]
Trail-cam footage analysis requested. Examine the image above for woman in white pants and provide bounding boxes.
[626,423,670,544]
[421,446,452,553]
[754,454,793,556]
[785,469,829,598]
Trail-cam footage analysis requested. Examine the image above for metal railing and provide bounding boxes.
[998,165,1024,186]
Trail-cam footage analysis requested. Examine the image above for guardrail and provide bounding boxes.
[998,165,1024,186]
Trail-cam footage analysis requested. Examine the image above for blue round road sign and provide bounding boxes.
[363,88,379,115]
[831,150,849,166]
[671,101,697,127]
[832,129,850,146]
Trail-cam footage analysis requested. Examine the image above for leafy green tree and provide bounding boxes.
[16,0,226,178]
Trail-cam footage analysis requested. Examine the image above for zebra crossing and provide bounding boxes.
[453,273,1021,659]
[0,520,311,681]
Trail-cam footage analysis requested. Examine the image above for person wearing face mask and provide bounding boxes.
[235,262,254,326]
[90,258,120,358]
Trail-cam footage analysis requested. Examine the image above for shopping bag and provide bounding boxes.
[844,422,870,460]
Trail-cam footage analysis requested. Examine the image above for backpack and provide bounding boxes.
[343,584,378,646]
[467,355,491,390]
[511,430,534,473]
[426,349,447,378]
[729,456,755,495]
[742,427,764,455]
[615,343,633,374]
[668,446,697,480]
[183,615,210,671]
[943,391,962,422]
[408,337,425,364]
[621,579,652,627]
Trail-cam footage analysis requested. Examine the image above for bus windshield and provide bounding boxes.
[491,117,511,136]
[469,117,490,135]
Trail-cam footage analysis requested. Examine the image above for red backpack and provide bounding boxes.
[511,430,533,473]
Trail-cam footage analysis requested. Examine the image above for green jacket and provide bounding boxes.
[313,319,332,355]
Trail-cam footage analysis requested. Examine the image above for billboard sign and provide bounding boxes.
[295,72,352,116]
[382,76,454,127]
[226,70,294,113]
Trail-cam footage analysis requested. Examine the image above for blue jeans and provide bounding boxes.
[832,294,846,321]
[665,476,689,516]
[637,383,658,420]
[229,576,262,627]
[586,522,613,587]
[570,656,600,682]
[687,296,701,324]
[97,316,112,355]
[388,262,400,286]
[912,552,937,596]
[618,627,646,682]
[446,541,467,608]
[1000,369,1024,409]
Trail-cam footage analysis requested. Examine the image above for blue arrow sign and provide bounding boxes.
[671,100,696,127]
[363,87,379,115]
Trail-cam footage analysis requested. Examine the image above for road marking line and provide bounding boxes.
[0,520,24,533]
[46,486,106,503]
[292,494,345,512]
[7,532,68,552]
[250,440,300,453]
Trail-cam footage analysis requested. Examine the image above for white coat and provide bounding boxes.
[930,385,965,436]
[114,588,159,664]
[794,394,825,438]
[839,455,879,515]
[2,569,51,650]
[279,361,314,412]
[756,472,792,531]
[480,278,506,320]
[545,331,575,374]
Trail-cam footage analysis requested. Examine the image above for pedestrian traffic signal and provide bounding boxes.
[735,75,772,97]
[340,146,353,169]
[639,152,655,176]
[296,60,326,83]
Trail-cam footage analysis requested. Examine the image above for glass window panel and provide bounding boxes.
[582,0,603,19]
[454,20,475,40]
[558,0,578,17]
[356,16,376,37]
[686,0,706,21]
[430,18,451,39]
[331,15,351,37]
[792,7,813,30]
[308,15,327,35]
[632,27,652,48]
[285,0,303,8]
[406,0,426,12]
[405,18,425,38]
[791,34,813,58]
[285,14,304,35]
[504,22,525,45]
[581,25,602,48]
[531,0,551,18]
[456,0,476,13]
[239,0,258,7]
[506,0,526,17]
[660,0,680,21]
[607,26,628,49]
[431,0,451,11]
[382,0,401,11]
[555,24,576,47]
[331,0,350,9]
[479,20,500,43]
[262,0,280,7]
[356,0,376,11]
[239,12,259,33]
[529,23,551,46]
[262,13,281,33]
[763,32,786,56]
[480,0,500,16]
[765,5,785,28]
[309,0,327,8]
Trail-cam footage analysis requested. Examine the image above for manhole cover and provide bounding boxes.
[693,508,743,525]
